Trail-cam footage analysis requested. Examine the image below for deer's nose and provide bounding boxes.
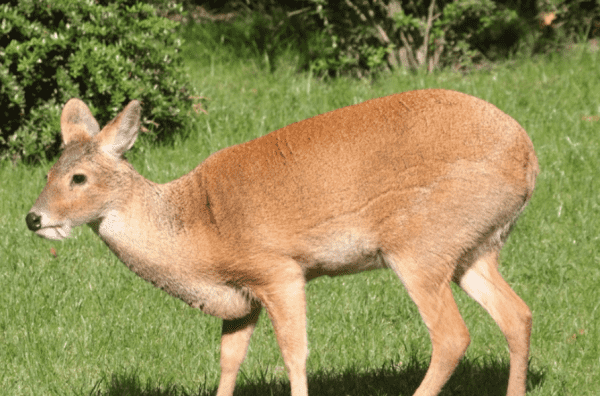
[26,212,42,231]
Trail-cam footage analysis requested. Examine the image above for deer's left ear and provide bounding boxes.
[60,98,101,145]
[96,100,141,158]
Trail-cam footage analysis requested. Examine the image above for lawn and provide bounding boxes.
[1,26,599,395]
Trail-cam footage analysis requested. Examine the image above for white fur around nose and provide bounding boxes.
[32,211,72,240]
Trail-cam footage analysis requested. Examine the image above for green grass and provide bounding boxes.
[1,24,599,395]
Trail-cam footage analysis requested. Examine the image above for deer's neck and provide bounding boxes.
[92,166,255,320]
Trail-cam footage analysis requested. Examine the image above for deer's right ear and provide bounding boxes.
[60,98,100,145]
[96,100,141,158]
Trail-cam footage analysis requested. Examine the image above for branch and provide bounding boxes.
[423,0,436,70]
[345,0,367,22]
[399,31,418,69]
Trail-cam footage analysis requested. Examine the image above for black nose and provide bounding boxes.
[26,212,42,231]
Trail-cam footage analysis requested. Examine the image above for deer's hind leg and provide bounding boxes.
[456,247,531,396]
[384,248,471,396]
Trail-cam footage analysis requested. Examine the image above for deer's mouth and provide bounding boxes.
[35,225,71,240]
[26,212,72,240]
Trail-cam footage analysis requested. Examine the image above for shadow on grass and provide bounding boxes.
[88,357,545,396]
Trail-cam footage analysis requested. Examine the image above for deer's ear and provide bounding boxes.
[60,98,101,145]
[96,100,141,158]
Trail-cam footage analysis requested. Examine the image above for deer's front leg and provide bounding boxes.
[256,267,309,396]
[216,306,262,396]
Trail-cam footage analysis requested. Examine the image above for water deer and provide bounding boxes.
[26,89,538,396]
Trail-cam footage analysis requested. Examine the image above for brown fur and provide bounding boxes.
[27,89,538,396]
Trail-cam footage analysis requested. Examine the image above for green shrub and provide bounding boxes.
[393,0,522,71]
[195,1,523,76]
[0,0,198,162]
[308,0,395,76]
[533,0,600,53]
[195,0,599,76]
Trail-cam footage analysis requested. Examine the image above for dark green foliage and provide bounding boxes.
[0,0,197,162]
[193,0,599,76]
[192,1,524,75]
[394,0,523,71]
[204,0,396,77]
[307,0,396,76]
[534,0,600,53]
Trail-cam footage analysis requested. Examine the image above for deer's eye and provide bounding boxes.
[72,174,87,185]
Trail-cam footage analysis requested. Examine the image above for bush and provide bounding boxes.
[0,0,198,163]
[393,0,522,71]
[193,0,599,76]
[192,0,524,76]
[533,0,600,53]
[308,0,395,76]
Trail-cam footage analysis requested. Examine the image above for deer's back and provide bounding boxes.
[198,89,537,232]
